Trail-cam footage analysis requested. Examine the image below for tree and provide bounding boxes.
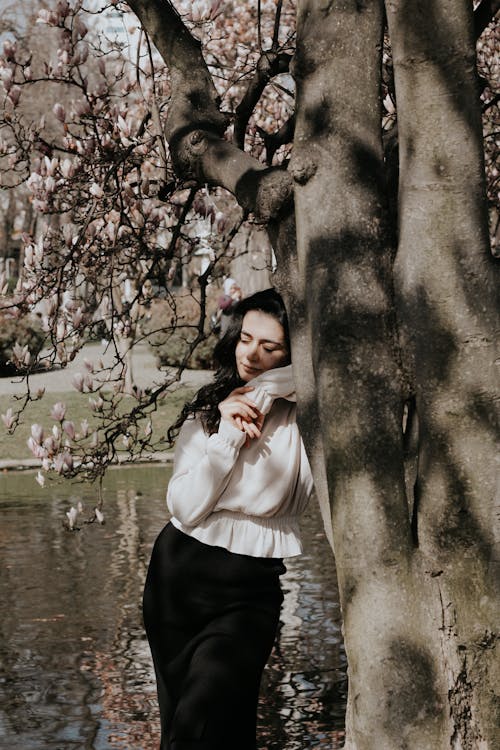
[0,0,277,478]
[124,0,498,747]
[1,0,498,747]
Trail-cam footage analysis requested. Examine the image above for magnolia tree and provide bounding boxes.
[0,0,293,487]
[1,0,499,747]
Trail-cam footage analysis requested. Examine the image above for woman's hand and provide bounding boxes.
[219,386,264,440]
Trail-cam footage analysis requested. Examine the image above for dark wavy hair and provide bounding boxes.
[167,288,290,443]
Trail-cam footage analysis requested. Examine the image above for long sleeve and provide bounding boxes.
[167,416,246,526]
[166,365,313,558]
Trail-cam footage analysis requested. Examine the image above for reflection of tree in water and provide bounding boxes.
[86,485,162,749]
[0,470,346,749]
[87,502,346,750]
[87,638,160,749]
[257,508,347,749]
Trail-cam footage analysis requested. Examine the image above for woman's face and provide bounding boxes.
[235,310,289,382]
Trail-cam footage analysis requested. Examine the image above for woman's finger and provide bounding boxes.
[242,420,261,439]
[225,402,258,421]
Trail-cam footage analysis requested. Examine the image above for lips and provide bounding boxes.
[241,363,261,376]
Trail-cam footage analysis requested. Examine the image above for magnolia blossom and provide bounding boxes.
[54,451,73,473]
[50,402,67,421]
[27,436,46,459]
[71,308,84,328]
[89,397,104,412]
[8,86,21,106]
[31,423,44,444]
[89,182,104,198]
[62,420,76,440]
[95,508,105,524]
[43,436,57,454]
[1,408,15,430]
[72,373,85,392]
[11,342,30,367]
[36,471,45,487]
[60,158,74,179]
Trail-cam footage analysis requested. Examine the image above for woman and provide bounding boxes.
[143,288,313,750]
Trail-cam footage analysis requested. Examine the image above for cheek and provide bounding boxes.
[268,350,288,367]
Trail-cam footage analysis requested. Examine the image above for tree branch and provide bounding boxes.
[174,129,292,221]
[126,0,227,140]
[474,0,500,39]
[234,51,292,149]
[258,113,295,165]
[126,0,293,221]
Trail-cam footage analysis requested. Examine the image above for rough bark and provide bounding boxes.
[386,0,499,746]
[289,2,435,748]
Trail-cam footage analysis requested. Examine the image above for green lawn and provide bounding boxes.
[0,386,194,462]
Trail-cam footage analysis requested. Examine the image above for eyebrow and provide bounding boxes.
[240,329,285,347]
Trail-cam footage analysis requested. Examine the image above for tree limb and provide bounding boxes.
[126,0,227,140]
[234,51,292,149]
[258,113,295,165]
[126,0,293,220]
[474,0,500,39]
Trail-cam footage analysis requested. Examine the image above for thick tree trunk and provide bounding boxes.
[386,0,499,746]
[289,2,437,748]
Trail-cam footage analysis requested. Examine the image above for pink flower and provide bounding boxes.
[1,408,15,430]
[50,402,66,421]
[62,421,75,440]
[72,373,85,392]
[53,103,66,122]
[31,423,44,444]
[89,183,103,199]
[8,86,21,106]
[27,436,45,459]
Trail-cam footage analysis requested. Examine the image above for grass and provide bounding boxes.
[0,386,195,462]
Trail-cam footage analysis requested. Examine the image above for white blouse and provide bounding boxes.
[167,365,314,558]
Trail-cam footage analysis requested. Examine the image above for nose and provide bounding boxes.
[246,341,259,361]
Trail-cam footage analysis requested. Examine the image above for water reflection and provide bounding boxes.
[0,466,346,749]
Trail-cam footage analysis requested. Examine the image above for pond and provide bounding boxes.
[0,465,346,749]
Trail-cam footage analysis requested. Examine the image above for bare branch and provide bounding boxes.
[234,51,292,150]
[474,0,500,39]
[272,0,284,50]
[258,113,295,165]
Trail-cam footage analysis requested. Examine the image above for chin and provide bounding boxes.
[238,363,261,381]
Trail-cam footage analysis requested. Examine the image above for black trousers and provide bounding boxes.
[143,522,285,750]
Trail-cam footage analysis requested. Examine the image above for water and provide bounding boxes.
[0,466,346,749]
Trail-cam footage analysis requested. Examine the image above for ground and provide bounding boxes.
[0,340,212,469]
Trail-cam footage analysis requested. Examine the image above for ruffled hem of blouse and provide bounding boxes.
[170,510,302,559]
